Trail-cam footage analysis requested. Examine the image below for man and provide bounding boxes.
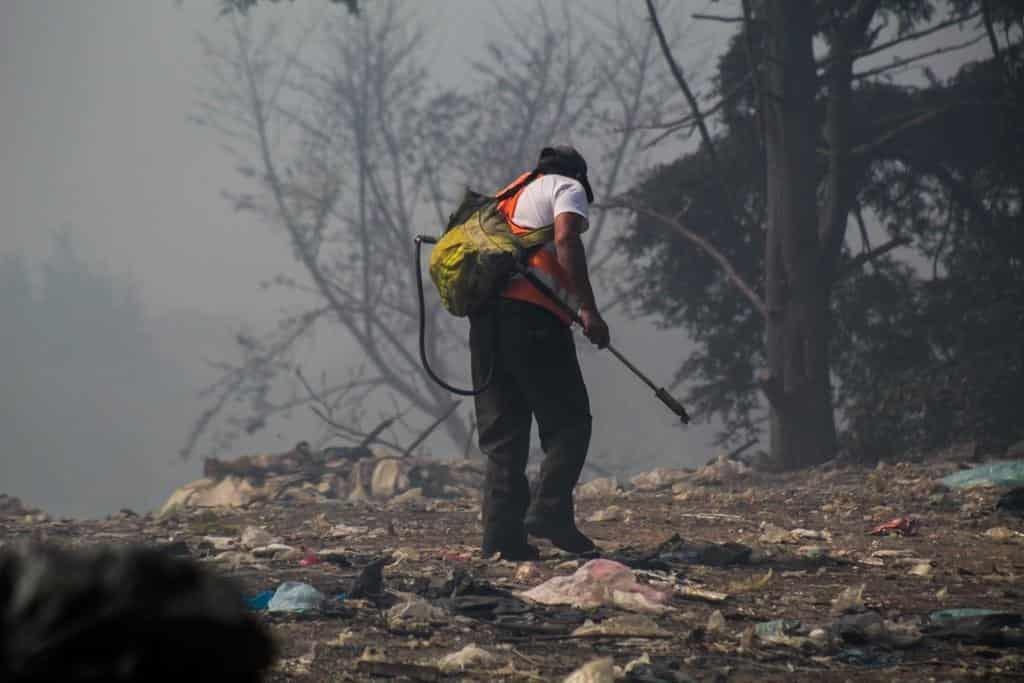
[470,146,610,561]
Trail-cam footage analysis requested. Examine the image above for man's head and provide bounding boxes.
[536,146,594,203]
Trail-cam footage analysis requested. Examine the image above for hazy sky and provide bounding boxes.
[0,1,990,516]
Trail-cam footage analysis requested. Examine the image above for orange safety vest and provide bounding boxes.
[495,172,580,325]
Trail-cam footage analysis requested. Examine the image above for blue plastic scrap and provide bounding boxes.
[941,460,1024,489]
[246,590,275,611]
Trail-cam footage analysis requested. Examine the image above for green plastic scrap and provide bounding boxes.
[755,619,803,637]
[940,460,1024,489]
[929,608,1014,622]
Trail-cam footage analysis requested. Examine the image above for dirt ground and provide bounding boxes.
[3,459,1023,682]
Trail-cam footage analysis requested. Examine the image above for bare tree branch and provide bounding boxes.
[646,0,720,171]
[852,35,986,80]
[837,236,911,280]
[607,200,767,319]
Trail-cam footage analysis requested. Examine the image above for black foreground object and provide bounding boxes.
[0,544,275,683]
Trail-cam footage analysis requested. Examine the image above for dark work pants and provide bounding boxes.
[470,298,593,551]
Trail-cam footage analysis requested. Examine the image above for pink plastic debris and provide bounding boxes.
[299,552,322,566]
[518,559,673,613]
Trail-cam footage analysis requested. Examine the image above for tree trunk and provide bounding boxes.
[760,0,837,469]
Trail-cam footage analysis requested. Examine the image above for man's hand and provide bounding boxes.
[579,307,610,349]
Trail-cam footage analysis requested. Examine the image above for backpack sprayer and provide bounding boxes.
[414,233,690,424]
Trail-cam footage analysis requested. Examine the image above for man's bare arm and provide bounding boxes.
[554,213,597,312]
[554,212,609,347]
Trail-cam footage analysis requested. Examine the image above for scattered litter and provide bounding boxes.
[317,548,352,567]
[833,647,901,667]
[674,585,728,603]
[329,524,371,538]
[267,581,325,613]
[929,608,1012,622]
[611,533,751,569]
[870,549,916,559]
[571,615,671,638]
[587,505,630,523]
[388,597,449,626]
[563,657,616,683]
[325,630,358,648]
[251,543,297,560]
[519,559,673,613]
[514,563,546,583]
[909,562,933,577]
[941,460,1024,489]
[728,569,772,594]
[240,526,276,549]
[630,468,691,491]
[437,644,498,672]
[758,522,792,544]
[796,545,828,560]
[622,653,652,675]
[790,528,833,543]
[576,477,622,499]
[692,454,750,485]
[831,584,866,615]
[869,517,919,536]
[754,619,805,645]
[706,610,726,635]
[984,526,1024,542]
[202,535,236,551]
[391,547,423,564]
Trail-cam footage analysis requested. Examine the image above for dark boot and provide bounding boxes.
[525,418,595,554]
[524,497,596,555]
[481,526,540,561]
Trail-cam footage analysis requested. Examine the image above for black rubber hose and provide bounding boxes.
[414,236,493,396]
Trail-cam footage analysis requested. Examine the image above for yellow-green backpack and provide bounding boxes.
[427,186,552,317]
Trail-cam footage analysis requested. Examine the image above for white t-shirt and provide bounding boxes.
[508,174,589,232]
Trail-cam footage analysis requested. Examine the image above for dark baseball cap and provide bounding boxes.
[536,145,594,203]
